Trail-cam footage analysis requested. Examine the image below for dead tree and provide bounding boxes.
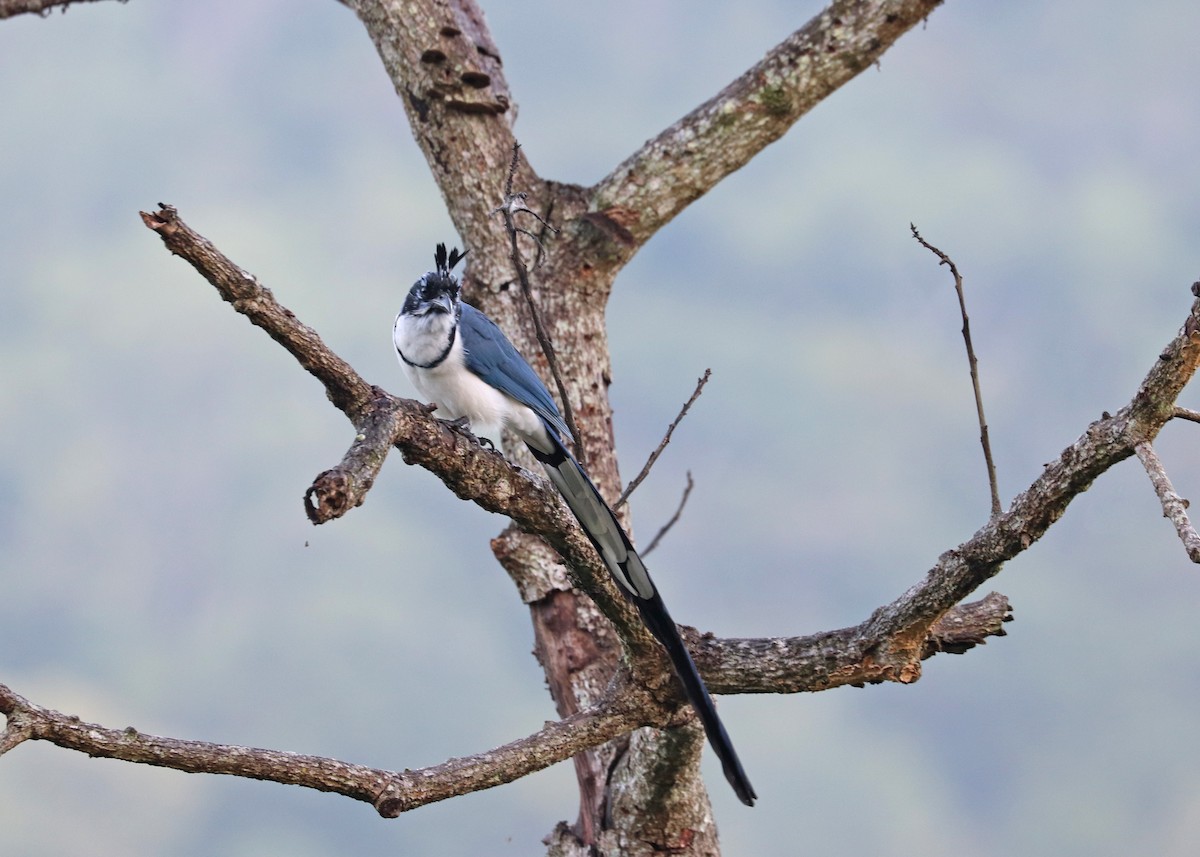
[3,1,1198,855]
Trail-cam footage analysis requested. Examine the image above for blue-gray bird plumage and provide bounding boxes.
[393,243,756,806]
[458,305,571,442]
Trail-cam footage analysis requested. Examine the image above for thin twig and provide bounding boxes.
[1134,441,1200,563]
[617,369,711,509]
[642,472,695,557]
[1171,406,1200,423]
[911,225,1002,518]
[493,143,584,464]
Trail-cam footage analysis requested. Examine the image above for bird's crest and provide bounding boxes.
[435,243,468,277]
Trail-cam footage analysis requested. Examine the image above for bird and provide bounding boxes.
[393,243,756,807]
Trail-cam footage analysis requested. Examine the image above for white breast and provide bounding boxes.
[393,311,552,450]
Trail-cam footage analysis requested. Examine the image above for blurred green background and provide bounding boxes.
[2,2,1200,855]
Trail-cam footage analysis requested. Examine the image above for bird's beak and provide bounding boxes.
[428,293,453,315]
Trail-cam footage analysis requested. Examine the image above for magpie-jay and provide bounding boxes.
[393,243,756,807]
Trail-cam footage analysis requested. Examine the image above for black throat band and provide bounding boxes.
[397,321,457,370]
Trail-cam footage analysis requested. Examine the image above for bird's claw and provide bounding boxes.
[443,416,495,451]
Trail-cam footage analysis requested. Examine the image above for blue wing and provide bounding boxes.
[458,303,571,440]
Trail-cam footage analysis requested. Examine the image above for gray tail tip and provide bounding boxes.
[727,770,757,806]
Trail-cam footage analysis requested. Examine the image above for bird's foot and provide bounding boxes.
[443,416,495,451]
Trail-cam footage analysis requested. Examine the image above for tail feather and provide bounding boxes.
[528,433,757,807]
[636,591,758,807]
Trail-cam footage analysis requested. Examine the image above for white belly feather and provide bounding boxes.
[393,310,552,451]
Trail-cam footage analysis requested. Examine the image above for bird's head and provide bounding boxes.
[402,243,468,317]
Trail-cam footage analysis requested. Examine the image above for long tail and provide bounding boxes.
[528,433,757,807]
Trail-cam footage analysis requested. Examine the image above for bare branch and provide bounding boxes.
[617,370,711,508]
[374,701,641,817]
[139,204,657,652]
[924,592,1014,656]
[0,681,640,817]
[304,389,428,524]
[591,0,945,245]
[642,471,695,558]
[0,575,1006,831]
[1135,441,1200,563]
[139,204,374,419]
[0,0,118,18]
[912,224,1002,518]
[1172,406,1200,423]
[685,593,1012,694]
